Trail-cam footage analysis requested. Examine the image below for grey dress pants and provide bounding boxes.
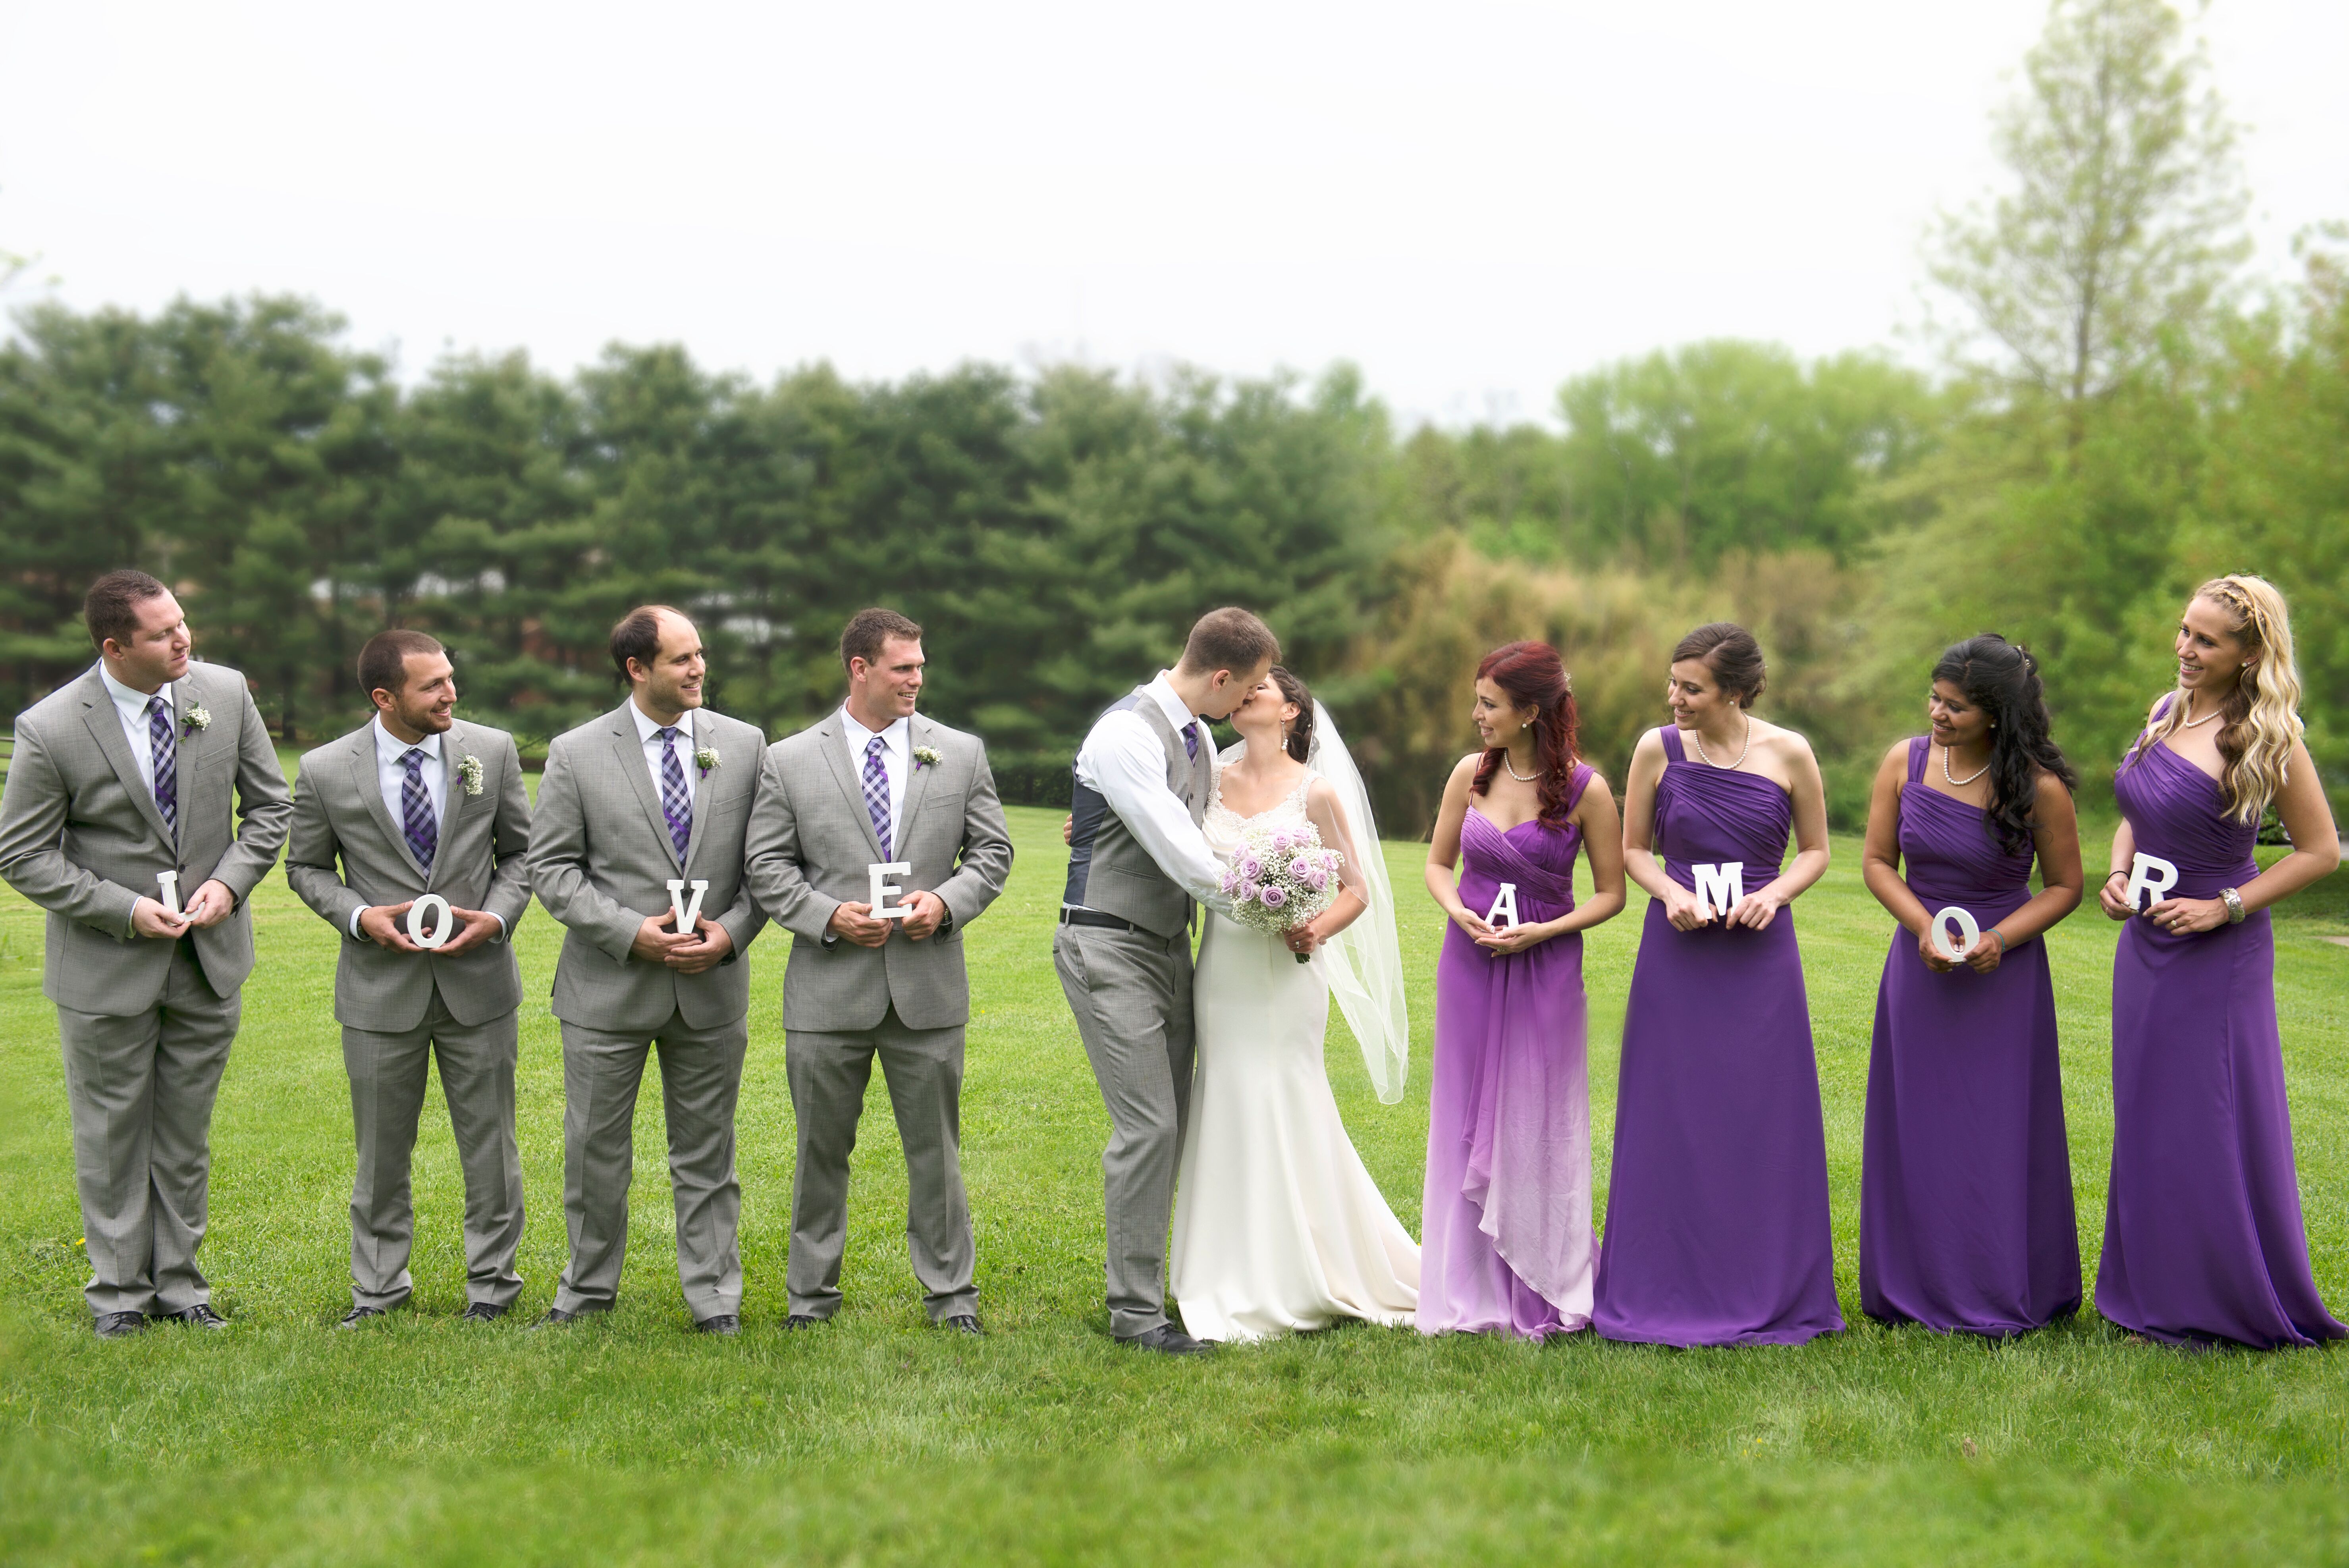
[553,1011,748,1321]
[341,986,525,1311]
[56,936,239,1318]
[1054,919,1195,1338]
[784,1005,977,1322]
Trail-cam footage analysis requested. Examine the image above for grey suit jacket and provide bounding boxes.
[0,660,292,1014]
[284,718,534,1033]
[527,700,768,1034]
[744,713,1013,1033]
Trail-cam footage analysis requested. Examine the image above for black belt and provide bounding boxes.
[1059,908,1138,932]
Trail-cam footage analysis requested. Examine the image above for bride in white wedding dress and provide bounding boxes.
[1169,667,1419,1342]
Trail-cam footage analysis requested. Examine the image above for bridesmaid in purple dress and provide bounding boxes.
[1419,641,1625,1338]
[1858,635,2085,1335]
[1594,622,1843,1347]
[2095,575,2343,1349]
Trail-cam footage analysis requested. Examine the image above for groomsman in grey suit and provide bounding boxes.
[1055,608,1276,1354]
[744,609,1014,1333]
[526,606,768,1334]
[284,630,534,1327]
[0,571,292,1338]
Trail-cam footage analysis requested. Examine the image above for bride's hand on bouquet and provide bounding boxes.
[1284,920,1323,957]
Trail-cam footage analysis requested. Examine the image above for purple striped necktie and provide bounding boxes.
[1184,721,1199,762]
[862,734,891,860]
[400,747,437,870]
[656,726,692,860]
[146,695,178,838]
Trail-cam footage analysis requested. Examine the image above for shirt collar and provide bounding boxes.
[373,716,442,764]
[840,704,910,752]
[1145,672,1201,737]
[99,662,172,716]
[630,698,694,746]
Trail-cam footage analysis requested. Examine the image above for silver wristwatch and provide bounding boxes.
[2219,886,2245,924]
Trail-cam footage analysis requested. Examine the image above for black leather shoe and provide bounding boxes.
[459,1302,508,1324]
[336,1305,387,1330]
[161,1304,229,1330]
[939,1314,984,1335]
[531,1306,590,1330]
[694,1313,741,1336]
[782,1313,827,1331]
[93,1311,148,1339]
[1118,1323,1210,1355]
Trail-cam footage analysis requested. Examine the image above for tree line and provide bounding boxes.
[3,0,2341,835]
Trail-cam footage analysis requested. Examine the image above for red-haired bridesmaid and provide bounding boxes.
[1419,642,1625,1338]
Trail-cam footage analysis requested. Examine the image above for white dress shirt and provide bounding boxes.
[1070,671,1230,916]
[349,717,503,941]
[840,704,910,835]
[630,699,698,810]
[98,663,174,797]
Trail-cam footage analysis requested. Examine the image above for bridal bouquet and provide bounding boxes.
[1220,820,1344,963]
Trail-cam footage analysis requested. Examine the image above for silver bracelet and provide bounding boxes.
[2219,886,2245,924]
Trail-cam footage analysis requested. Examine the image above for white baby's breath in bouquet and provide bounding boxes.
[1219,819,1344,964]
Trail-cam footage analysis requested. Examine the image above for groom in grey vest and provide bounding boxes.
[526,606,769,1334]
[1055,607,1277,1353]
[744,608,1013,1332]
[284,629,535,1326]
[0,570,291,1337]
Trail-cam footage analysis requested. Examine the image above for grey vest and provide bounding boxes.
[1063,689,1212,939]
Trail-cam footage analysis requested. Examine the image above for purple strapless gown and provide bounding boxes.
[1592,727,1843,1347]
[1859,737,2080,1335]
[2098,723,2345,1348]
[1419,764,1597,1338]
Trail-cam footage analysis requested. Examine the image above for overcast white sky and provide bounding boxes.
[2,0,2343,427]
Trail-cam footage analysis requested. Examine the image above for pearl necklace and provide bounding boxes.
[2179,691,2221,728]
[1941,744,1990,788]
[1689,714,1751,770]
[1501,747,1539,782]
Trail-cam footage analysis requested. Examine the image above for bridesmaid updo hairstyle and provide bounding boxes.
[1672,622,1767,708]
[1470,640,1581,826]
[1932,633,2077,854]
[1269,665,1315,764]
[2125,574,2305,824]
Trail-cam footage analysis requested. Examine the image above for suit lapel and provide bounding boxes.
[609,702,683,867]
[348,725,411,865]
[427,722,471,891]
[816,717,888,861]
[76,669,176,847]
[898,716,935,847]
[679,712,716,874]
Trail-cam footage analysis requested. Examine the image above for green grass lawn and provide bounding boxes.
[2,797,2345,1565]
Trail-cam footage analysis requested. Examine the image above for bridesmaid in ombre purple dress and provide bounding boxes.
[1858,635,2085,1336]
[1420,642,1624,1338]
[2095,577,2344,1349]
[1594,623,1843,1347]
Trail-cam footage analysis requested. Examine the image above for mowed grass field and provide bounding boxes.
[3,776,2347,1565]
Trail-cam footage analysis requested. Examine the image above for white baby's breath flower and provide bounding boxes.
[182,702,211,734]
[693,745,721,777]
[456,754,484,797]
[913,745,943,768]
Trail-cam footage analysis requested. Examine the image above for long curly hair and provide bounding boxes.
[1931,634,2077,855]
[2124,574,2305,824]
[1470,640,1581,825]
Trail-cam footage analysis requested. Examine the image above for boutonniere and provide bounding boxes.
[913,745,942,769]
[456,754,484,797]
[181,702,211,735]
[694,746,721,777]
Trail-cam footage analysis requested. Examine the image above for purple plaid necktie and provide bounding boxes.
[1183,721,1199,763]
[146,696,178,838]
[862,734,892,860]
[655,727,692,860]
[400,748,437,870]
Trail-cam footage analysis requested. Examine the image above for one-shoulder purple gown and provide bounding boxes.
[1419,764,1597,1338]
[2098,720,2345,1348]
[1860,737,2080,1335]
[1593,727,1843,1346]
